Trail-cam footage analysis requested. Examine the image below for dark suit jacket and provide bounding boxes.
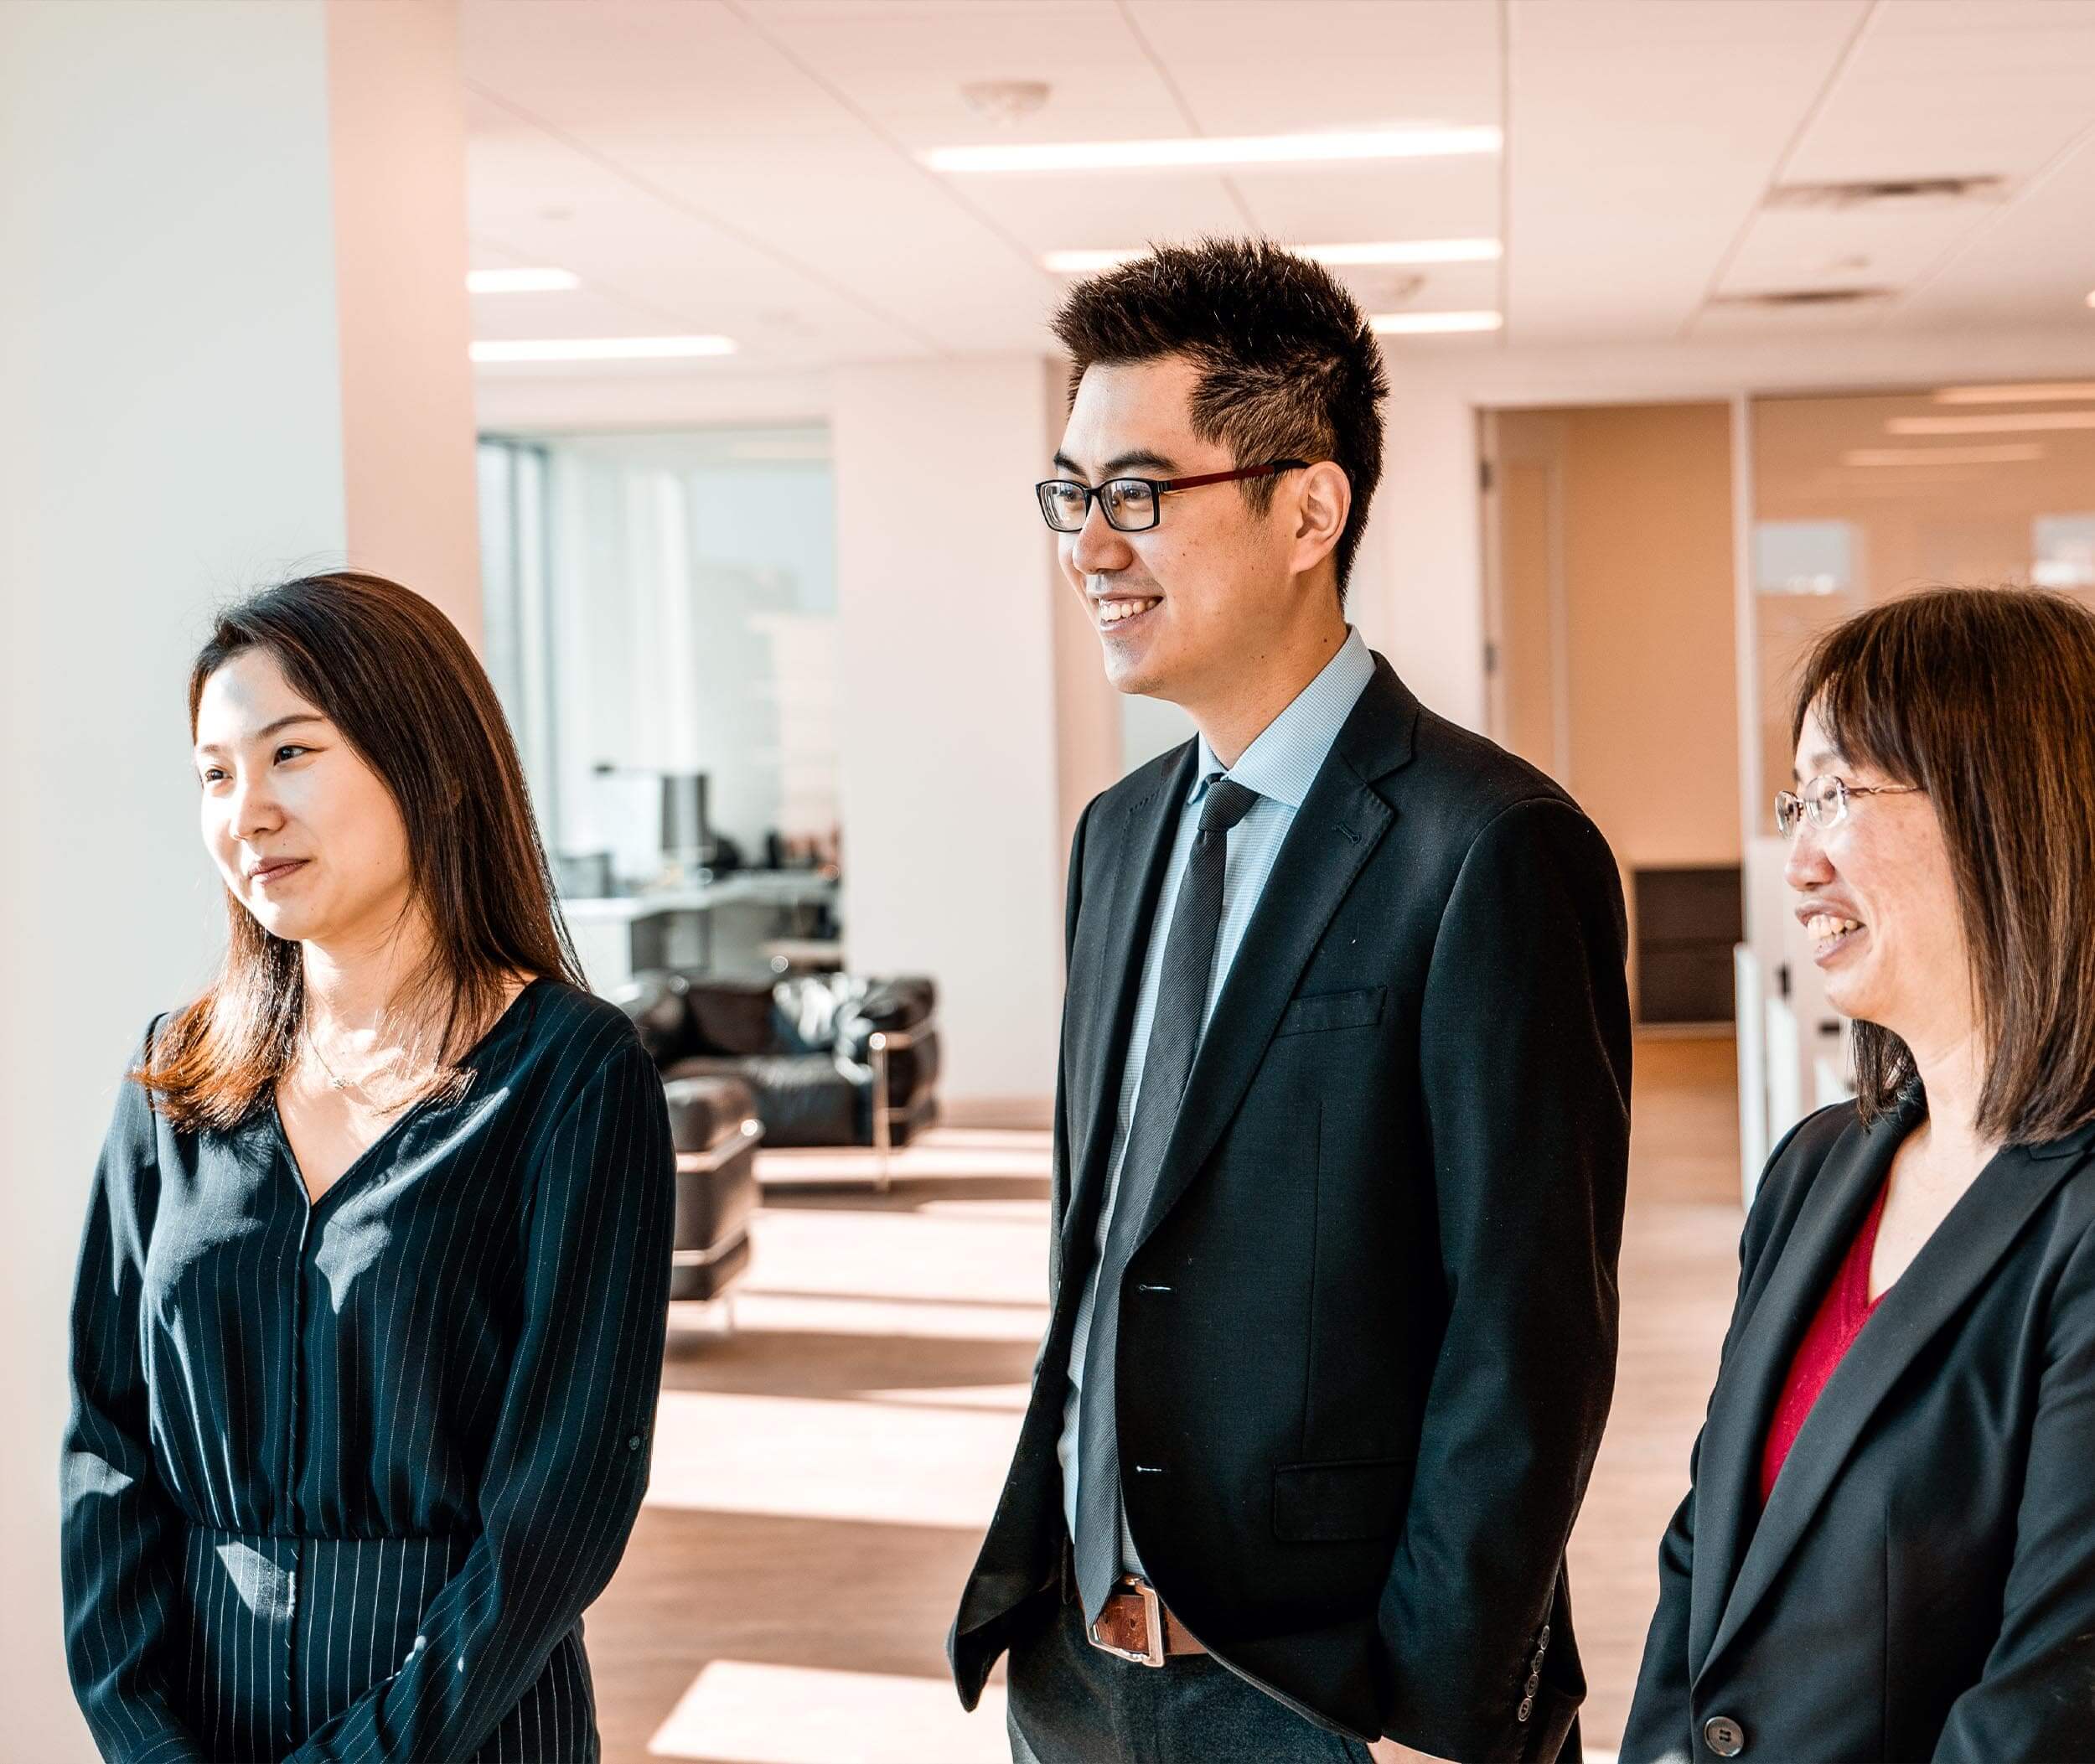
[949,656,1632,1761]
[1623,1093,2095,1764]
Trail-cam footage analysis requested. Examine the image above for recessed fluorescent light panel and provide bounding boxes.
[1043,238,1502,274]
[1887,411,2095,436]
[1934,382,2095,404]
[924,126,1500,174]
[467,268,581,293]
[1844,445,2045,467]
[1370,311,1503,335]
[469,335,737,363]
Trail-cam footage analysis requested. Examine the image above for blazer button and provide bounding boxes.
[1703,1715,1746,1757]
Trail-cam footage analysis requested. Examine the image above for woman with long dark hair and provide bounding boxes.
[61,572,675,1762]
[1624,587,2095,1762]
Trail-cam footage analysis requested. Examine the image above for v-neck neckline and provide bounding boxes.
[271,976,548,1215]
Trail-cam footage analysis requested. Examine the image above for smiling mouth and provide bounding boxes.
[1095,597,1161,632]
[250,860,308,887]
[1805,912,1865,960]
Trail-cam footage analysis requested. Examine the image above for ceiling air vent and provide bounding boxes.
[1711,287,1896,310]
[1766,175,2005,210]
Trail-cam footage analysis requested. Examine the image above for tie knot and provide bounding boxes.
[1198,776,1259,835]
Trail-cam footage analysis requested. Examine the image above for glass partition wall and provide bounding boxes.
[1749,384,2095,834]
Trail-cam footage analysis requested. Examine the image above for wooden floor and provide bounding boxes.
[583,1038,1741,1762]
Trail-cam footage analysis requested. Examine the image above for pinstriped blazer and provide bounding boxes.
[61,980,675,1763]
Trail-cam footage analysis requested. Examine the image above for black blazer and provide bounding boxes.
[949,657,1632,1762]
[1623,1093,2095,1764]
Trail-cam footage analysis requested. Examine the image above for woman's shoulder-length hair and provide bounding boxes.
[140,571,582,1131]
[1792,585,2095,1146]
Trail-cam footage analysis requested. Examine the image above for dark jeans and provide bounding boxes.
[1005,1586,1374,1764]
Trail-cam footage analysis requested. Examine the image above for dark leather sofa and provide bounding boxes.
[616,970,940,1178]
[659,1072,761,1303]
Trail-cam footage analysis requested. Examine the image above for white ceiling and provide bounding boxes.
[460,0,2095,381]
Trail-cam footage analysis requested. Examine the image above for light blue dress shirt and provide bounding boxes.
[1058,628,1377,1574]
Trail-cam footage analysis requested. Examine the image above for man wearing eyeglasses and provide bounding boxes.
[949,240,1631,1764]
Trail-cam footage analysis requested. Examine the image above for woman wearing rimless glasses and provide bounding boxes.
[1624,587,2095,1764]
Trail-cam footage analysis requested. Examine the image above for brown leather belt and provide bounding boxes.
[1087,1575,1208,1667]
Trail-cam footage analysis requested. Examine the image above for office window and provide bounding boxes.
[477,427,839,890]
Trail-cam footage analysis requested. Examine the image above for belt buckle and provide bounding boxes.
[1089,1575,1166,1668]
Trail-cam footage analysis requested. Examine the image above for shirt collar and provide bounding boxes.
[1191,628,1374,810]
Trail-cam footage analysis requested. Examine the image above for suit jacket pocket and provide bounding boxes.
[1275,985,1386,1037]
[1272,1456,1412,1542]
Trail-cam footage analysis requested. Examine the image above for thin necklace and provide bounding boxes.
[304,1025,358,1091]
[304,1023,413,1106]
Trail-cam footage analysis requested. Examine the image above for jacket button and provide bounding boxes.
[1516,1694,1533,1723]
[1703,1715,1746,1757]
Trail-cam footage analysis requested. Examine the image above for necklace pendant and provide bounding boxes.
[328,1074,351,1090]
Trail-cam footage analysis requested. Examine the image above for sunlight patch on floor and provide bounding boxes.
[646,1658,1006,1762]
[859,1383,1032,1413]
[716,1291,1051,1343]
[646,1389,1022,1529]
[744,1208,1048,1306]
[758,1140,1052,1183]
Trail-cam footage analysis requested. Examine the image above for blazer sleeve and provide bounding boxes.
[1619,1111,1823,1763]
[60,1022,210,1764]
[1377,797,1632,1763]
[286,1036,675,1764]
[1932,1218,2095,1761]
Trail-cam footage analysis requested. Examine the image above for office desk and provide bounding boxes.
[561,872,839,991]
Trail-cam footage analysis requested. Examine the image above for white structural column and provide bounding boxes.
[0,4,475,1755]
[327,0,483,640]
[1375,360,1489,732]
[832,358,1065,1110]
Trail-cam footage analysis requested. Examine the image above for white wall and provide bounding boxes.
[831,358,1064,1107]
[0,4,349,1754]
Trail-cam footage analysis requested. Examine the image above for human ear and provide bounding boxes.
[1289,461,1350,574]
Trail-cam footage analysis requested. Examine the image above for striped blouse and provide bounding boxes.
[61,979,675,1763]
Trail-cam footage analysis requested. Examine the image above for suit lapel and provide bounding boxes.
[1686,1105,1902,1676]
[1699,1115,2093,1678]
[1133,659,1417,1249]
[1058,742,1196,1275]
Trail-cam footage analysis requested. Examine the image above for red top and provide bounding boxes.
[1759,1180,1892,1507]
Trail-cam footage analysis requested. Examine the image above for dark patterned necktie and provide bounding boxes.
[1073,774,1260,1622]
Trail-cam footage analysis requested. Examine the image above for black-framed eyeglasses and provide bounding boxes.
[1774,774,1923,836]
[1034,459,1310,534]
